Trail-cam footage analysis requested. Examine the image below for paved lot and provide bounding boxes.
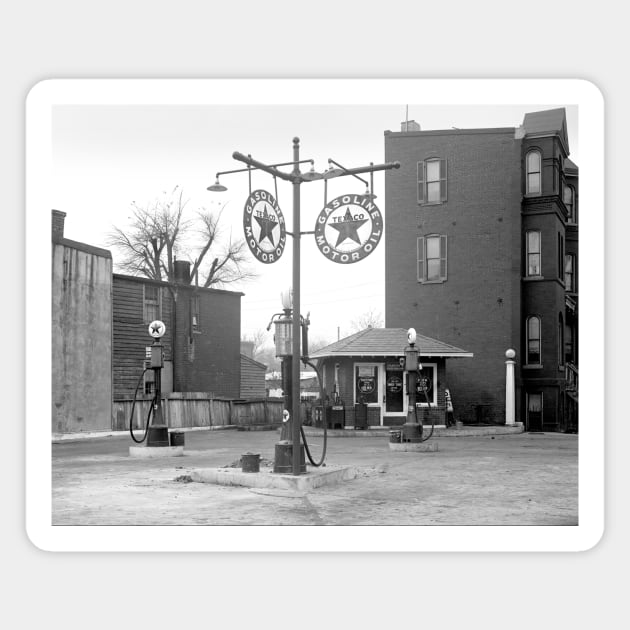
[52,428,578,526]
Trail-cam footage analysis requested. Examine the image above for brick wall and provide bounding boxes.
[172,286,241,398]
[384,129,522,424]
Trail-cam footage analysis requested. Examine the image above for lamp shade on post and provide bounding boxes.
[274,316,293,358]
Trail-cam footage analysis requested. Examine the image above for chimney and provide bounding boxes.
[173,260,191,284]
[401,120,421,132]
[52,210,66,242]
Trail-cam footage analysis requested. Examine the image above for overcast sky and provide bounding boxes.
[51,100,578,347]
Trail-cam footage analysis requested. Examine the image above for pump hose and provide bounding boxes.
[129,368,155,444]
[299,359,327,467]
[413,383,436,442]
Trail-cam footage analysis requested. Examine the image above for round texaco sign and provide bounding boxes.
[314,194,383,264]
[243,189,286,264]
[148,320,166,338]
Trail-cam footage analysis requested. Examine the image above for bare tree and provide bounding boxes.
[241,329,270,360]
[107,186,256,287]
[350,307,384,332]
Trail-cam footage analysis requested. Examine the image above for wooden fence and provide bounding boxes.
[113,393,284,431]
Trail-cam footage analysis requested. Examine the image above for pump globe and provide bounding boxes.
[407,328,417,345]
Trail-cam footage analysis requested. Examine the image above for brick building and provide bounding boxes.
[384,108,578,431]
[113,261,242,400]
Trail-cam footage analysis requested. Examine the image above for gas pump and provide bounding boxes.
[129,320,169,447]
[400,328,435,443]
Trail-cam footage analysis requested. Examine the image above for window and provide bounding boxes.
[417,158,447,204]
[563,184,575,223]
[143,284,161,323]
[558,313,564,367]
[526,150,541,195]
[417,235,447,283]
[557,233,564,281]
[526,230,541,276]
[415,363,437,407]
[191,294,200,332]
[565,254,575,292]
[526,316,541,365]
[565,323,574,365]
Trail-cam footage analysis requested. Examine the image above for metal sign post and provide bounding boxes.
[210,139,400,474]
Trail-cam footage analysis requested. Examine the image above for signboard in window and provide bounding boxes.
[357,377,375,394]
[355,365,378,404]
[415,367,435,403]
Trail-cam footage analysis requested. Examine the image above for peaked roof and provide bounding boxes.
[240,353,267,370]
[310,328,472,359]
[522,107,569,154]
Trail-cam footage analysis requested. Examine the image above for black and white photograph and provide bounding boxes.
[8,2,627,627]
[27,80,602,552]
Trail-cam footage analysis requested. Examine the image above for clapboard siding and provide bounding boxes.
[240,354,267,399]
[113,274,241,399]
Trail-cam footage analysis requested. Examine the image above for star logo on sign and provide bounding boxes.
[254,205,278,246]
[149,320,165,337]
[329,208,369,247]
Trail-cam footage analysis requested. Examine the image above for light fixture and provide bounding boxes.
[323,167,345,179]
[280,288,293,311]
[207,177,227,192]
[273,289,293,358]
[302,162,324,181]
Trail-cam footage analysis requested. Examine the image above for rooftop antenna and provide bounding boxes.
[405,104,409,132]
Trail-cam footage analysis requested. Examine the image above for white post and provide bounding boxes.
[505,349,516,425]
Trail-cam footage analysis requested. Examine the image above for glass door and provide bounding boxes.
[385,366,404,414]
[354,363,383,426]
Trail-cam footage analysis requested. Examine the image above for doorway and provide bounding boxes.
[527,392,543,431]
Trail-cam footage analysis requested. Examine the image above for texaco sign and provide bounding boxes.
[243,189,287,264]
[314,194,383,264]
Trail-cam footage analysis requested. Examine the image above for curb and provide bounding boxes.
[52,425,238,442]
[191,465,357,491]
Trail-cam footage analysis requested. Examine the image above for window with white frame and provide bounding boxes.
[417,234,447,283]
[415,363,437,406]
[526,316,542,365]
[526,150,542,195]
[417,158,447,204]
[526,230,541,277]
